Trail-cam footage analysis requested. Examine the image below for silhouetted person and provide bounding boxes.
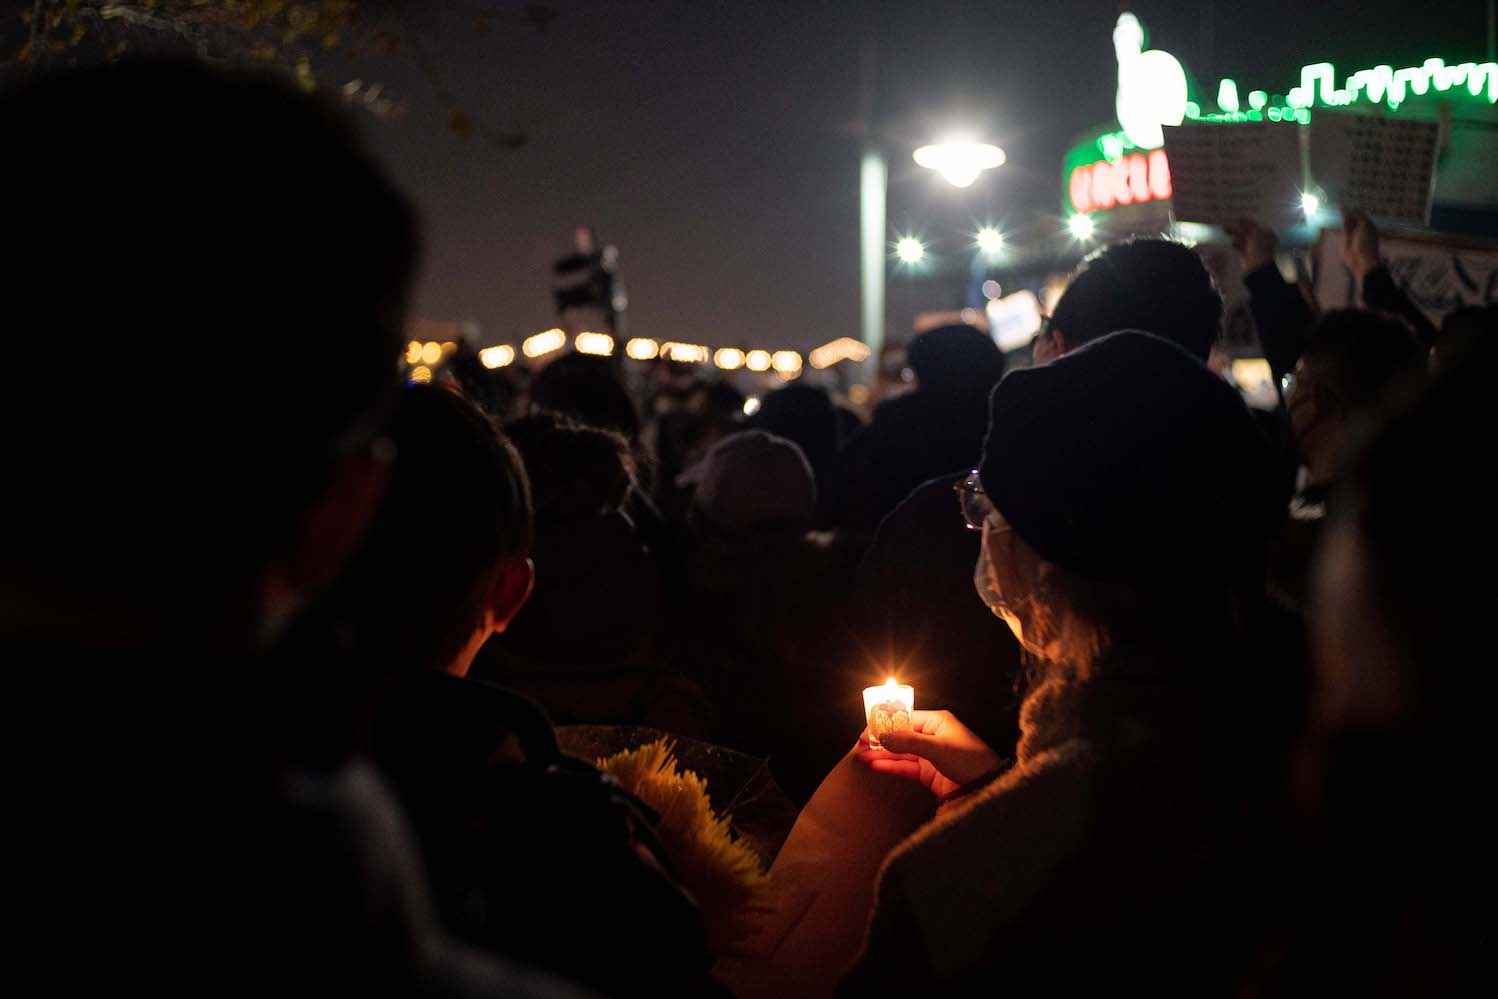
[1256,332,1498,994]
[824,324,1005,531]
[2,61,569,994]
[666,430,864,801]
[1033,236,1224,364]
[750,383,842,491]
[323,385,712,994]
[473,413,711,737]
[1270,309,1425,609]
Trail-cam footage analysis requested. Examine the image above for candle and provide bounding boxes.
[862,676,915,750]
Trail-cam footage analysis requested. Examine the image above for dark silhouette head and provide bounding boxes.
[503,412,634,527]
[907,324,1006,398]
[1049,238,1223,360]
[2,59,419,646]
[750,384,840,479]
[324,386,534,676]
[529,352,640,440]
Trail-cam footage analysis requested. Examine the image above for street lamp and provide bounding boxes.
[896,237,925,263]
[976,227,1004,257]
[913,139,1007,188]
[1068,214,1096,241]
[860,134,1006,383]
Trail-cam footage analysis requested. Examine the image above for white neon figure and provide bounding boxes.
[1114,13,1188,150]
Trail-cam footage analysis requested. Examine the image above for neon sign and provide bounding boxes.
[1068,150,1172,215]
[1113,13,1188,149]
[1078,15,1496,216]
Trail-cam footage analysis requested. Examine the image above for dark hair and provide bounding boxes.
[504,412,634,527]
[907,324,1005,396]
[328,386,532,674]
[529,353,641,440]
[1301,309,1426,413]
[2,60,418,634]
[1050,238,1222,360]
[751,384,840,477]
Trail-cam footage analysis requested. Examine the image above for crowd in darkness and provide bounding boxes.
[5,60,1495,996]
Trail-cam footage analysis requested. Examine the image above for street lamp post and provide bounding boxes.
[858,136,1007,384]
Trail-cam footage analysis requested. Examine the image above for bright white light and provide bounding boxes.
[479,345,515,369]
[625,338,659,360]
[913,141,1007,188]
[745,349,772,372]
[575,331,614,356]
[742,396,761,417]
[1301,191,1321,217]
[1113,12,1188,149]
[977,228,1004,256]
[522,328,566,357]
[1068,214,1096,240]
[714,347,745,370]
[896,237,925,263]
[985,290,1045,353]
[771,350,802,374]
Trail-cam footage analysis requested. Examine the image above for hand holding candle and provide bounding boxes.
[860,709,1004,798]
[862,677,915,750]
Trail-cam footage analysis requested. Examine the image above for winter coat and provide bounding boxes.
[842,643,1299,994]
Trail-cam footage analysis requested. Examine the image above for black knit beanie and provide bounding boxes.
[978,330,1287,592]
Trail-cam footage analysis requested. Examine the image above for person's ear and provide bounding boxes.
[1050,328,1069,356]
[488,557,535,633]
[263,446,391,620]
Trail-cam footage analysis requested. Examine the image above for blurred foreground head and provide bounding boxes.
[1,60,419,647]
[1044,237,1223,362]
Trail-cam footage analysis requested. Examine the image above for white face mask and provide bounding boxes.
[973,521,1020,630]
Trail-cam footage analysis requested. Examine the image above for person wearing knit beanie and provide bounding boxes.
[846,329,1303,992]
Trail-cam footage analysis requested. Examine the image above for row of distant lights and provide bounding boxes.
[407,331,880,386]
[403,329,850,379]
[898,216,1104,262]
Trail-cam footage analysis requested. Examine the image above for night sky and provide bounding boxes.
[356,0,1489,352]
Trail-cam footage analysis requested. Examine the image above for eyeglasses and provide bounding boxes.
[954,470,996,532]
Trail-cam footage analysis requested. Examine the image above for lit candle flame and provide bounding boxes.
[885,677,898,690]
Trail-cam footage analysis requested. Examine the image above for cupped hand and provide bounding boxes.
[858,709,1001,798]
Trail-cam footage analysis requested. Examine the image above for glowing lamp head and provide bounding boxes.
[896,237,925,263]
[977,227,1004,256]
[1068,214,1096,240]
[913,140,1007,188]
[1301,191,1322,218]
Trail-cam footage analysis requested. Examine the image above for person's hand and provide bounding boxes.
[1341,207,1380,280]
[858,710,1001,798]
[1224,216,1278,273]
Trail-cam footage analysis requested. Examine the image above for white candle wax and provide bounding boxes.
[862,677,915,750]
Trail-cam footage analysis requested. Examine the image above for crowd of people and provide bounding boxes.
[6,58,1494,995]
